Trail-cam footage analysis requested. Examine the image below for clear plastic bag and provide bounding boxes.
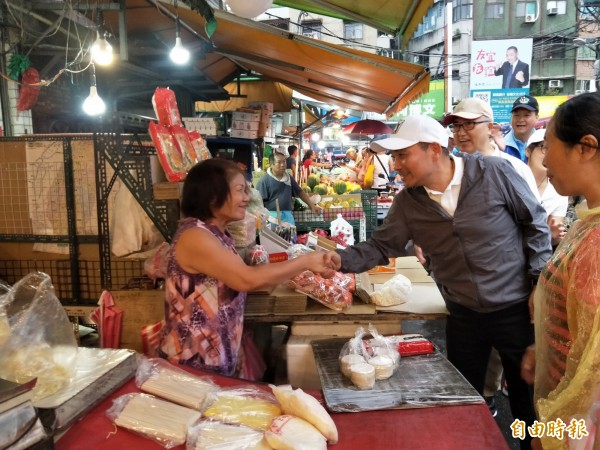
[202,386,281,431]
[106,392,201,448]
[370,273,412,306]
[186,420,270,450]
[0,272,78,401]
[136,357,220,411]
[227,212,258,248]
[247,245,269,266]
[288,270,353,312]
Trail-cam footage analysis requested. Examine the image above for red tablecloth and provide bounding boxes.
[55,368,509,450]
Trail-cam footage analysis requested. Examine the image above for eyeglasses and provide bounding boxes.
[448,121,490,132]
[532,143,548,154]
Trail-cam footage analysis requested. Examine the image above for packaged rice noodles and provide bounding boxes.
[149,121,186,182]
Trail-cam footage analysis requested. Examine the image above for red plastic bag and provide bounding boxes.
[17,67,41,111]
[169,125,197,170]
[148,122,186,182]
[152,87,182,127]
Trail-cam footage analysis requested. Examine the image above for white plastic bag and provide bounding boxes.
[370,273,412,306]
[330,213,354,246]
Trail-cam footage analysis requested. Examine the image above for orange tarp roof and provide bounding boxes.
[174,7,430,117]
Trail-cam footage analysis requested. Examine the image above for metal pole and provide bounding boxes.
[445,0,453,114]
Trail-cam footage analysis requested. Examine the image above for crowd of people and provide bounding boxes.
[154,91,600,450]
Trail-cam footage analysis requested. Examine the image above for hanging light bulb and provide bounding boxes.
[82,65,106,116]
[90,31,113,65]
[225,0,273,18]
[170,19,190,65]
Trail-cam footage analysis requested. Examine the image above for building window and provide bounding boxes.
[546,0,568,14]
[344,22,363,40]
[485,0,505,18]
[515,1,536,17]
[301,20,322,39]
[453,0,473,21]
[576,79,593,91]
[534,37,566,59]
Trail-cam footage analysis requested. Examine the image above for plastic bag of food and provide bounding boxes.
[227,212,257,248]
[288,270,353,312]
[370,273,412,306]
[203,386,281,431]
[106,392,201,448]
[329,213,354,246]
[361,323,400,380]
[136,357,220,411]
[152,87,182,127]
[186,420,271,450]
[149,121,186,182]
[338,327,370,387]
[170,124,198,170]
[265,415,327,450]
[247,245,269,266]
[0,272,77,401]
[189,131,212,161]
[270,384,338,444]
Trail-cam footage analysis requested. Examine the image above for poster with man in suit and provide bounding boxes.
[494,46,530,88]
[469,38,533,122]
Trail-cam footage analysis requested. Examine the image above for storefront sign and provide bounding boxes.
[391,80,445,120]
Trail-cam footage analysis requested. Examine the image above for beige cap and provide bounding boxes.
[443,98,494,125]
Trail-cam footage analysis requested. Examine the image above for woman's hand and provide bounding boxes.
[304,251,338,278]
[521,345,536,384]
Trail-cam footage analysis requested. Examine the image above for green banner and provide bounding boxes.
[391,80,445,120]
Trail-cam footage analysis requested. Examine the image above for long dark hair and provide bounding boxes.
[552,92,600,148]
[302,149,314,163]
[181,159,245,221]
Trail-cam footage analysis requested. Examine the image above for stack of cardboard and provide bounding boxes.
[249,102,274,138]
[182,117,218,135]
[231,110,261,139]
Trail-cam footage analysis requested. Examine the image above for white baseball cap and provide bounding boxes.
[370,116,449,152]
[526,128,546,147]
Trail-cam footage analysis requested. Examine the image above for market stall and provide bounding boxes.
[54,363,509,450]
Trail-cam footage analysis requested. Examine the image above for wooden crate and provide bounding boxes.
[111,289,165,352]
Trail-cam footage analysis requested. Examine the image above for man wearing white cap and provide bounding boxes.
[325,115,551,450]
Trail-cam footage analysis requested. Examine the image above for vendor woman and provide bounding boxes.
[158,159,334,376]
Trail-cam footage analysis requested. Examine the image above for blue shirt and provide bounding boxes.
[504,128,533,162]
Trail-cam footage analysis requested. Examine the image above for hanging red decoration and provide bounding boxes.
[17,67,41,111]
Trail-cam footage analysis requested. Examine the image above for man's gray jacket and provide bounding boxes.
[337,153,551,312]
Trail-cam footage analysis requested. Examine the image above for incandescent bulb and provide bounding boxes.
[91,33,113,65]
[82,85,106,116]
[311,132,321,142]
[170,37,190,64]
[225,0,273,18]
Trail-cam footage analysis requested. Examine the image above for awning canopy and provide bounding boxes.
[272,0,434,48]
[173,6,430,117]
[195,81,293,112]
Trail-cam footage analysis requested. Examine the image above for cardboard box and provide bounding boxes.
[110,289,165,352]
[230,129,258,139]
[232,120,260,131]
[153,181,183,200]
[232,111,261,122]
[248,101,274,114]
[286,335,334,389]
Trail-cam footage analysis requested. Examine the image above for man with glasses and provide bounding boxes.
[256,148,321,225]
[445,97,540,200]
[325,115,550,450]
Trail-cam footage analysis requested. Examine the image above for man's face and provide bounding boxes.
[451,118,492,154]
[506,49,518,64]
[390,143,435,188]
[511,108,538,138]
[272,155,287,178]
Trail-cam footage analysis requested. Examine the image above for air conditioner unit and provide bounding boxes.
[575,90,588,95]
[302,32,319,39]
[548,79,564,88]
[525,13,536,23]
[547,7,558,15]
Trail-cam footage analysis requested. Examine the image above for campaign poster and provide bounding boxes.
[469,38,533,123]
[391,79,445,120]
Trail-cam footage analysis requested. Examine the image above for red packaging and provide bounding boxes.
[148,121,186,182]
[189,131,212,162]
[152,87,182,126]
[169,125,197,170]
[394,334,435,356]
